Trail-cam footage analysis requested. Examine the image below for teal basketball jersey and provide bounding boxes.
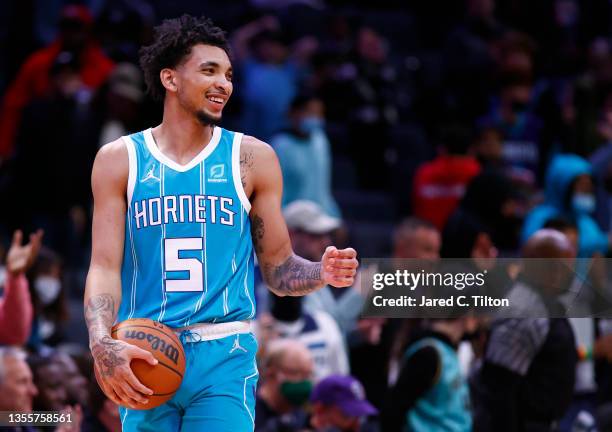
[404,338,472,432]
[118,127,255,328]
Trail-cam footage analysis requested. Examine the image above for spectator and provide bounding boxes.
[441,189,499,260]
[52,351,88,407]
[442,173,517,313]
[495,32,537,84]
[392,217,441,260]
[272,94,341,217]
[386,218,441,387]
[94,0,156,63]
[412,124,481,230]
[0,347,38,432]
[478,72,544,187]
[256,339,313,431]
[383,316,476,432]
[310,375,380,432]
[4,50,97,256]
[25,352,83,432]
[82,370,121,432]
[543,218,603,432]
[0,5,114,161]
[0,229,42,345]
[589,126,612,231]
[569,38,612,157]
[281,201,357,339]
[444,170,525,255]
[471,229,578,431]
[27,248,69,349]
[444,0,506,120]
[522,154,609,257]
[28,353,69,412]
[269,294,349,381]
[232,16,314,140]
[95,62,146,147]
[471,125,505,172]
[344,27,399,189]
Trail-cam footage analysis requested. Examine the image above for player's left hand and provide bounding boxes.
[321,246,358,288]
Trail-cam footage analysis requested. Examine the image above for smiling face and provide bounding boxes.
[164,44,233,125]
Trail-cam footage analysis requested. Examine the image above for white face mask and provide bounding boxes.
[34,276,61,305]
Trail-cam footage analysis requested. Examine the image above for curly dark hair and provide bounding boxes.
[139,15,231,101]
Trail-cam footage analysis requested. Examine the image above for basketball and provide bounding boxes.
[108,318,186,409]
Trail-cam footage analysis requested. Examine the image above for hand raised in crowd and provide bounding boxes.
[6,229,43,276]
[321,246,359,288]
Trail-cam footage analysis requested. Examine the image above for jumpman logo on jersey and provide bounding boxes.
[229,335,248,354]
[140,166,160,183]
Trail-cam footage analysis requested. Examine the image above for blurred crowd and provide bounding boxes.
[3,0,612,430]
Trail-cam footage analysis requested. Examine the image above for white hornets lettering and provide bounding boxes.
[132,194,235,229]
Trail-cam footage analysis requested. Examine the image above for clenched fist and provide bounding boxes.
[321,246,358,287]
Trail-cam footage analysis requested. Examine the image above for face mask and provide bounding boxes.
[572,193,596,214]
[35,276,61,305]
[299,116,324,135]
[279,379,312,406]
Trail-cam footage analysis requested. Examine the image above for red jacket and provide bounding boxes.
[0,39,115,158]
[412,155,481,230]
[0,273,33,345]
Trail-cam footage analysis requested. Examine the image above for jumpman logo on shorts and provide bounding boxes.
[229,335,248,354]
[140,166,160,183]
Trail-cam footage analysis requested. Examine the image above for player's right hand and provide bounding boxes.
[91,336,157,409]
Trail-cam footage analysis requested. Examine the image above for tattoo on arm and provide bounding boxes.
[251,214,265,254]
[240,149,254,189]
[85,294,126,377]
[263,255,323,296]
[251,212,322,295]
[84,294,115,339]
[90,335,127,377]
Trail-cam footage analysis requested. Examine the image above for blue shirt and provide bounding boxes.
[404,338,471,432]
[240,59,298,140]
[272,129,341,217]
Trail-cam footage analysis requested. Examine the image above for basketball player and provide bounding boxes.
[83,15,358,431]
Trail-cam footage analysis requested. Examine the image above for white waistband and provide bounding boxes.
[174,320,252,342]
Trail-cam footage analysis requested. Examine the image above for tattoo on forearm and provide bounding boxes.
[263,255,323,296]
[85,294,126,377]
[251,214,265,254]
[85,294,115,338]
[91,335,127,377]
[240,149,254,188]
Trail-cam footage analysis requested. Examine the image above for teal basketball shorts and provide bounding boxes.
[119,331,259,431]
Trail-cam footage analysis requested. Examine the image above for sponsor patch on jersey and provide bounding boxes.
[208,164,227,183]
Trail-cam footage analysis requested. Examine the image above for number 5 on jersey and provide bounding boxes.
[164,237,203,292]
